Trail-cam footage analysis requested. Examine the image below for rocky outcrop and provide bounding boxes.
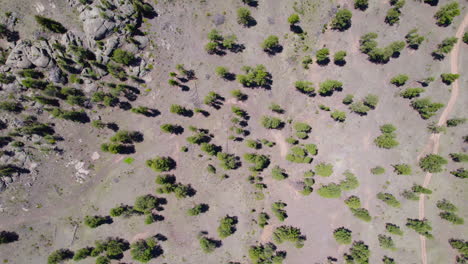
[6,40,54,69]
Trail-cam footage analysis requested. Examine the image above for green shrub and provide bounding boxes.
[451,168,467,178]
[269,103,284,114]
[272,202,288,221]
[432,37,458,59]
[386,223,403,235]
[302,55,313,69]
[231,89,247,101]
[111,49,136,66]
[349,101,370,115]
[342,94,354,105]
[449,153,468,162]
[344,241,370,264]
[261,116,283,129]
[440,211,464,225]
[350,208,372,222]
[262,35,280,53]
[215,66,229,78]
[330,110,346,122]
[378,234,395,249]
[400,87,425,99]
[237,65,270,87]
[331,9,352,31]
[130,238,160,262]
[217,152,239,170]
[446,118,466,127]
[217,215,237,238]
[318,80,342,96]
[170,104,193,117]
[390,74,408,86]
[317,183,341,198]
[146,157,176,172]
[340,171,359,191]
[73,247,92,261]
[248,243,286,264]
[437,199,457,212]
[84,215,110,228]
[371,166,385,175]
[187,204,208,216]
[333,51,347,65]
[199,237,218,253]
[315,163,333,177]
[244,153,270,171]
[288,13,300,24]
[377,192,400,208]
[133,194,161,214]
[294,122,311,133]
[354,0,368,10]
[333,227,352,244]
[258,212,270,228]
[434,2,460,26]
[411,98,444,119]
[272,225,306,248]
[385,8,401,25]
[412,184,432,194]
[405,29,425,49]
[449,239,468,257]
[48,249,73,264]
[419,154,447,173]
[316,48,330,65]
[96,256,110,264]
[406,218,433,238]
[363,94,379,109]
[237,7,254,26]
[271,166,288,180]
[345,196,361,209]
[294,80,315,95]
[441,73,460,84]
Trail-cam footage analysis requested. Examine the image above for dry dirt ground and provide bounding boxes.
[0,0,467,263]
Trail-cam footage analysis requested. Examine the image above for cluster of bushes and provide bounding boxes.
[386,223,404,236]
[101,130,141,154]
[84,215,112,228]
[261,116,283,129]
[451,168,467,179]
[448,239,468,262]
[350,208,372,222]
[317,183,341,198]
[271,201,288,221]
[385,0,405,25]
[343,241,370,264]
[354,0,368,10]
[434,2,460,26]
[411,98,444,119]
[331,9,352,31]
[340,171,360,191]
[392,163,412,175]
[199,236,220,253]
[237,65,271,88]
[130,237,162,262]
[377,192,401,208]
[437,199,464,225]
[187,203,209,216]
[271,166,288,180]
[315,162,333,177]
[333,227,352,244]
[272,225,306,248]
[300,172,315,195]
[400,87,425,99]
[204,91,224,109]
[249,243,286,264]
[405,29,425,49]
[378,234,395,250]
[432,37,458,60]
[294,81,315,96]
[345,195,361,209]
[146,156,176,172]
[155,174,194,199]
[217,152,240,170]
[258,212,270,228]
[406,218,433,238]
[319,80,343,96]
[441,73,459,85]
[244,153,270,171]
[217,215,237,238]
[359,32,405,63]
[262,35,282,55]
[374,124,399,149]
[292,122,311,139]
[205,29,240,55]
[419,154,447,173]
[286,144,317,163]
[349,94,379,115]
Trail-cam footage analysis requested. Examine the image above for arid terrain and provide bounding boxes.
[0,0,467,263]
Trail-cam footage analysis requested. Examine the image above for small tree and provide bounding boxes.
[237,7,254,27]
[434,2,460,26]
[315,163,333,177]
[333,227,352,244]
[317,183,341,198]
[295,81,315,95]
[316,48,330,65]
[130,238,161,262]
[261,116,284,129]
[378,234,395,249]
[112,49,135,66]
[48,249,74,264]
[318,80,342,96]
[390,74,408,86]
[262,35,281,54]
[440,73,460,84]
[217,215,237,238]
[331,9,352,31]
[35,15,67,33]
[405,29,425,49]
[354,0,369,10]
[288,14,300,25]
[419,154,447,173]
[345,196,361,209]
[331,110,346,122]
[386,223,403,235]
[334,51,347,65]
[199,237,218,253]
[146,157,176,172]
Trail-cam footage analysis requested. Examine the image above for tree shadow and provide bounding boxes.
[290,25,303,34]
[264,45,283,56]
[0,231,19,243]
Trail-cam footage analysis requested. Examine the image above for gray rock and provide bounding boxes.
[134,36,149,49]
[49,67,67,84]
[6,41,33,69]
[3,177,12,184]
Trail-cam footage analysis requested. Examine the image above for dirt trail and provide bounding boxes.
[271,131,287,157]
[418,14,468,264]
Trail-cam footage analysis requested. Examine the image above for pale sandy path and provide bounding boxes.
[418,13,468,264]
